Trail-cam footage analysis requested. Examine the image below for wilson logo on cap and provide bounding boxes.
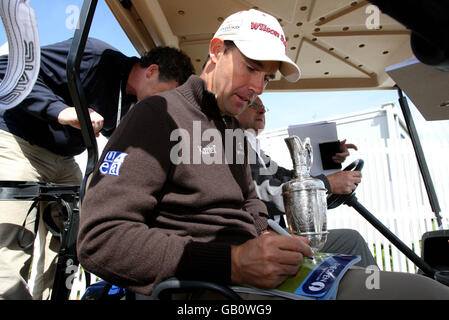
[250,22,287,49]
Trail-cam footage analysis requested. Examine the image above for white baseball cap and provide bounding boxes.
[213,9,301,82]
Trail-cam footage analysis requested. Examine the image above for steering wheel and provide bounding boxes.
[327,159,364,209]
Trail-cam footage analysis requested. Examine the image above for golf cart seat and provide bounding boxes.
[420,230,449,286]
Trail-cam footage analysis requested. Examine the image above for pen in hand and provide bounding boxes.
[267,219,291,237]
[267,219,314,259]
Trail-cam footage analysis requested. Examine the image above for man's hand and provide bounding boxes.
[230,232,313,289]
[332,139,358,164]
[57,107,104,137]
[327,171,362,194]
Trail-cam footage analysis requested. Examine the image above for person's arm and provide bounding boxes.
[229,150,313,289]
[243,149,270,234]
[326,139,362,194]
[230,232,313,288]
[18,75,104,135]
[249,150,291,215]
[242,192,270,234]
[314,174,332,194]
[57,107,104,137]
[259,150,294,183]
[332,139,358,164]
[175,158,269,285]
[17,75,70,122]
[325,171,362,194]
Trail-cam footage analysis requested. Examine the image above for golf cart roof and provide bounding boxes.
[105,0,413,92]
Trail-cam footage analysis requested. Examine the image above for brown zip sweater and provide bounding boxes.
[77,75,269,295]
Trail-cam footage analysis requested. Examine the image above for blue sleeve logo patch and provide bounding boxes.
[99,151,128,176]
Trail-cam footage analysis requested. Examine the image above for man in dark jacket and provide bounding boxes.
[0,37,194,300]
[235,96,377,267]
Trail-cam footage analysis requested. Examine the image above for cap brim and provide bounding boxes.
[233,40,301,82]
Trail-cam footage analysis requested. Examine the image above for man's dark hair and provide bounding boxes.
[140,46,195,85]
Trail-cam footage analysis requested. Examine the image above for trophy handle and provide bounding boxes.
[303,137,313,173]
[285,136,302,178]
[285,136,314,177]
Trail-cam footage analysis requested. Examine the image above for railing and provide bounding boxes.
[69,267,99,300]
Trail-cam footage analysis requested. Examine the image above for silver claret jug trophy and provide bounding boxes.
[282,136,329,253]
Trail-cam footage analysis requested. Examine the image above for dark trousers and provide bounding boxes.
[322,229,378,268]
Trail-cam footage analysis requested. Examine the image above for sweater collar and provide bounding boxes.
[178,75,223,120]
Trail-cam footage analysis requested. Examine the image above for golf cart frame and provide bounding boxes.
[66,0,448,299]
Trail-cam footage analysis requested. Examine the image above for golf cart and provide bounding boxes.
[76,0,449,299]
[2,0,448,300]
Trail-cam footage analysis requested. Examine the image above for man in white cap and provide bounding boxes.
[77,9,449,299]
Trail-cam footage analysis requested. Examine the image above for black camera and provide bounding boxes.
[369,0,449,71]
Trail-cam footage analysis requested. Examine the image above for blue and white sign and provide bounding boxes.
[99,151,128,176]
[295,254,361,299]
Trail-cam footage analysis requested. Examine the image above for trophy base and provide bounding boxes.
[298,231,329,252]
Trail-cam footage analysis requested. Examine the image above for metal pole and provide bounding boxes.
[51,0,98,301]
[66,0,99,202]
[397,88,443,228]
[345,195,436,278]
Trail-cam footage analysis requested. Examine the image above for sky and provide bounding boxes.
[1,0,448,138]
